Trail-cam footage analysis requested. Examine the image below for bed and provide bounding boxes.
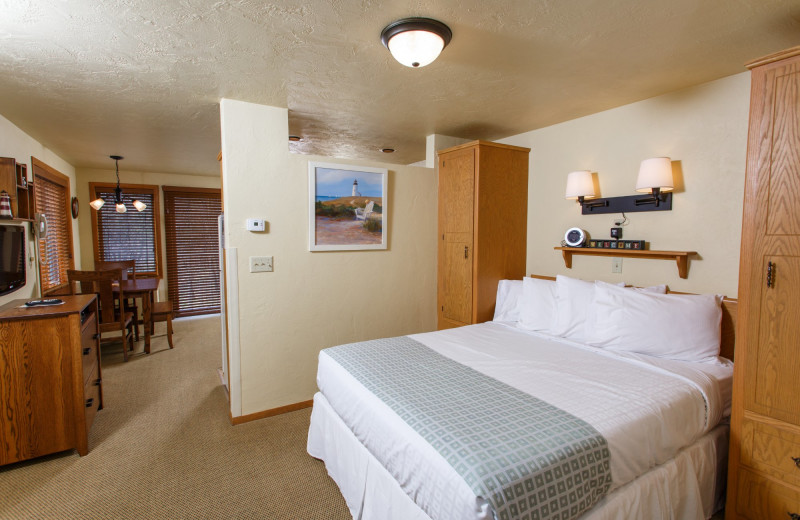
[308,275,736,520]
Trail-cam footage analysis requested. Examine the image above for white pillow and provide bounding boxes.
[587,281,723,362]
[552,275,625,342]
[517,277,557,331]
[493,280,523,322]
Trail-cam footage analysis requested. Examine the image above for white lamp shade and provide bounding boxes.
[89,198,105,210]
[132,199,147,212]
[636,157,673,193]
[565,170,596,199]
[115,202,127,213]
[387,30,445,68]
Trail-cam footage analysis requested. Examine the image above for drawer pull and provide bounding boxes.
[94,378,101,387]
[82,347,91,355]
[85,398,94,408]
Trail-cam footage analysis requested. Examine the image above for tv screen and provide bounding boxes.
[0,224,26,296]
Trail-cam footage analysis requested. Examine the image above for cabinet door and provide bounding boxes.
[438,148,475,326]
[746,255,800,424]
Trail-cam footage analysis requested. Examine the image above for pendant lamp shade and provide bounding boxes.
[90,155,146,212]
[381,18,452,68]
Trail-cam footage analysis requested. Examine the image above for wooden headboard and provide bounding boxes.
[528,274,737,362]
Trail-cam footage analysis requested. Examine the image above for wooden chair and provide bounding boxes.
[355,201,374,221]
[151,300,175,349]
[95,260,139,341]
[67,269,135,362]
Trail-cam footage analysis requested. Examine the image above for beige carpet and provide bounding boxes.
[0,317,350,520]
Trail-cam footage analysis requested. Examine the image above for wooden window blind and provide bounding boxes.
[90,183,162,278]
[32,158,74,294]
[163,187,222,317]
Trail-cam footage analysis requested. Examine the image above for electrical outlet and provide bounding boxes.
[249,256,273,273]
[612,257,623,273]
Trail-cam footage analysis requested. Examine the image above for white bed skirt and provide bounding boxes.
[307,392,728,520]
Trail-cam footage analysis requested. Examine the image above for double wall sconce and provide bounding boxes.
[565,157,674,215]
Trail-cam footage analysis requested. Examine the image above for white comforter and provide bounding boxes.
[315,322,733,520]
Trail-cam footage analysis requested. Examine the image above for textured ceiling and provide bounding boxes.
[0,0,798,176]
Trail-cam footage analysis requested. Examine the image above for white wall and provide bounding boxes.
[75,168,220,302]
[500,72,751,297]
[0,113,78,307]
[220,99,438,416]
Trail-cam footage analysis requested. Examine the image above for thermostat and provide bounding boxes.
[246,218,265,232]
[564,227,587,247]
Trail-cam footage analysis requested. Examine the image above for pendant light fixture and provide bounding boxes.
[89,156,146,213]
[380,17,452,68]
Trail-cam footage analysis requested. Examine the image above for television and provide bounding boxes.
[0,224,26,296]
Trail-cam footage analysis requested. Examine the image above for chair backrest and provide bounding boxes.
[365,201,374,213]
[95,260,136,280]
[67,269,125,326]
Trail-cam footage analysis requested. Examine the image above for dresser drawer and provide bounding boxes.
[736,469,800,520]
[741,417,800,487]
[83,364,101,434]
[80,312,98,382]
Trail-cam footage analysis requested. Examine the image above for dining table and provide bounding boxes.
[114,278,160,354]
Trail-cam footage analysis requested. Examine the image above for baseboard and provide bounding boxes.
[229,399,313,425]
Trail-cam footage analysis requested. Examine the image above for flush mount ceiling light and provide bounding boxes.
[89,156,146,213]
[380,17,452,68]
[288,135,303,142]
[380,148,395,153]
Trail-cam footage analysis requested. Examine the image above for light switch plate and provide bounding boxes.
[250,256,273,273]
[612,257,623,273]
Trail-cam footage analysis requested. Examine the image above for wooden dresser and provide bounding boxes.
[0,295,103,465]
[726,46,800,519]
[437,140,530,329]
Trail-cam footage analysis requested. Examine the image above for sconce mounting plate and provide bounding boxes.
[581,192,672,215]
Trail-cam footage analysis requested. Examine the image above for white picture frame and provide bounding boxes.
[308,161,388,251]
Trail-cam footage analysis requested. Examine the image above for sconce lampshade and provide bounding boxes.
[381,18,452,68]
[635,157,674,193]
[565,170,596,200]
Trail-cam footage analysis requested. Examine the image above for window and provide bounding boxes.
[90,183,162,278]
[163,187,222,317]
[33,158,74,294]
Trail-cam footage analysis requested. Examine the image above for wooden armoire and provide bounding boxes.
[726,46,800,519]
[437,140,530,330]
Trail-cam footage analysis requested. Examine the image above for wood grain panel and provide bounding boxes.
[767,71,800,235]
[473,145,528,323]
[0,316,75,465]
[440,148,475,235]
[441,237,472,324]
[741,415,800,487]
[747,255,800,425]
[736,469,800,520]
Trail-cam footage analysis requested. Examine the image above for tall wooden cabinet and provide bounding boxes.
[726,46,800,519]
[437,140,530,329]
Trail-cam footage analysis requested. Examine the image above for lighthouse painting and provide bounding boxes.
[308,162,388,251]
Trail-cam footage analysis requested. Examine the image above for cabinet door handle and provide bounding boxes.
[792,456,800,468]
[93,333,99,340]
[82,347,91,355]
[788,513,800,520]
[464,245,468,259]
[85,398,94,408]
[94,378,102,387]
[767,261,775,288]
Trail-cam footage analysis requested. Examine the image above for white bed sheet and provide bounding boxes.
[308,392,729,520]
[314,322,732,520]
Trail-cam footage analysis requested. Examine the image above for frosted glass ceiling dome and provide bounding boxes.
[381,18,452,68]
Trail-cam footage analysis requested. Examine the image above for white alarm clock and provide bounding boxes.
[564,227,587,247]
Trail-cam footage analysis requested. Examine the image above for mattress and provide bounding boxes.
[312,322,733,520]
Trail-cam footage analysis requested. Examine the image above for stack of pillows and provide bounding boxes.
[493,275,723,363]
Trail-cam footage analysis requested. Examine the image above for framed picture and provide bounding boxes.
[308,162,388,251]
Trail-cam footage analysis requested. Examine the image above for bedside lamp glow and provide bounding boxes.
[565,170,596,205]
[635,157,673,206]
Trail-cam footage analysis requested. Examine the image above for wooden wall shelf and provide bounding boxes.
[554,247,697,279]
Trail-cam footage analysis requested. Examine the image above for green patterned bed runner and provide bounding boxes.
[325,336,611,520]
